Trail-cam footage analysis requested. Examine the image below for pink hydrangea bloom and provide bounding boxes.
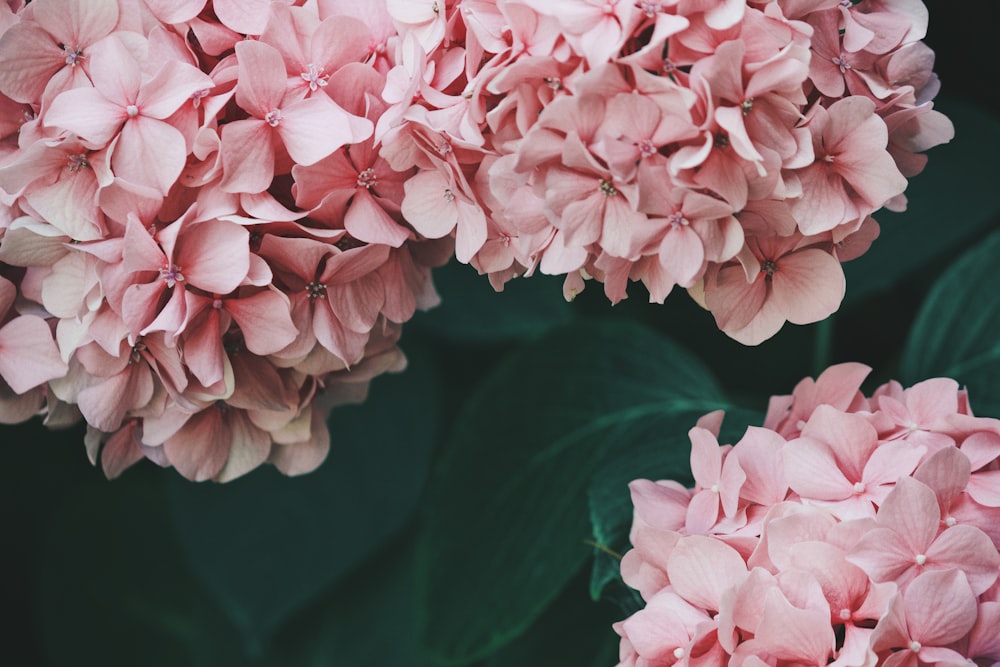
[0,0,448,481]
[614,364,1000,666]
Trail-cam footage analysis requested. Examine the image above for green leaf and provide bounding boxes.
[36,468,246,667]
[587,406,762,603]
[417,320,727,665]
[411,259,573,342]
[263,531,430,667]
[166,342,440,644]
[484,568,621,667]
[902,228,1000,416]
[844,98,1000,305]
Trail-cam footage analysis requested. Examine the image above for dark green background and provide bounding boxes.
[3,2,998,664]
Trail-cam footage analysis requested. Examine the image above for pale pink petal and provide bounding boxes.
[234,40,289,117]
[401,170,459,238]
[113,116,187,194]
[770,248,846,325]
[278,94,373,166]
[174,220,249,294]
[924,524,1000,595]
[34,0,119,46]
[141,0,206,24]
[137,59,215,120]
[345,189,410,247]
[225,291,299,356]
[163,408,229,482]
[667,535,747,612]
[44,86,126,146]
[219,119,275,194]
[784,437,852,501]
[903,569,977,646]
[0,315,68,393]
[0,23,64,103]
[215,412,271,482]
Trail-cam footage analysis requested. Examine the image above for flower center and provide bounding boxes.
[832,53,851,74]
[838,608,851,621]
[741,99,754,115]
[443,187,456,203]
[125,104,139,118]
[599,179,618,196]
[909,641,921,653]
[853,481,865,494]
[67,154,90,172]
[714,133,729,148]
[636,138,657,157]
[160,263,184,288]
[543,76,562,91]
[300,63,330,92]
[190,88,210,107]
[668,212,687,227]
[61,44,85,66]
[265,108,283,127]
[762,260,777,277]
[639,1,659,17]
[356,168,378,190]
[129,340,146,365]
[305,281,327,299]
[914,553,927,566]
[672,648,685,660]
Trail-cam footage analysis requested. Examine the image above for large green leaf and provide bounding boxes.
[262,531,430,667]
[417,320,727,665]
[844,98,1000,305]
[485,569,621,667]
[586,406,762,603]
[411,258,573,342]
[36,467,246,667]
[166,342,440,644]
[902,228,1000,416]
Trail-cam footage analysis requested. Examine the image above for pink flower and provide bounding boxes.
[0,0,119,104]
[219,40,373,194]
[703,233,846,345]
[0,275,67,394]
[791,97,907,235]
[44,34,215,195]
[847,477,1000,595]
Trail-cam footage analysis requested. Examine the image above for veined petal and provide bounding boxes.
[225,291,299,356]
[175,220,250,295]
[0,315,68,393]
[113,116,187,195]
[138,59,215,120]
[45,86,125,146]
[88,34,141,107]
[34,0,119,47]
[278,94,373,166]
[219,119,275,194]
[0,22,64,103]
[345,189,411,247]
[234,40,289,117]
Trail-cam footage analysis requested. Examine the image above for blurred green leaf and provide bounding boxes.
[484,568,621,667]
[902,228,1000,416]
[263,531,430,667]
[844,98,1000,305]
[417,320,727,665]
[166,343,440,644]
[586,406,761,603]
[412,259,573,342]
[36,468,246,667]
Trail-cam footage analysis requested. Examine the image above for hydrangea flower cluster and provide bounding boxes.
[614,363,1000,666]
[378,0,952,344]
[0,0,452,481]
